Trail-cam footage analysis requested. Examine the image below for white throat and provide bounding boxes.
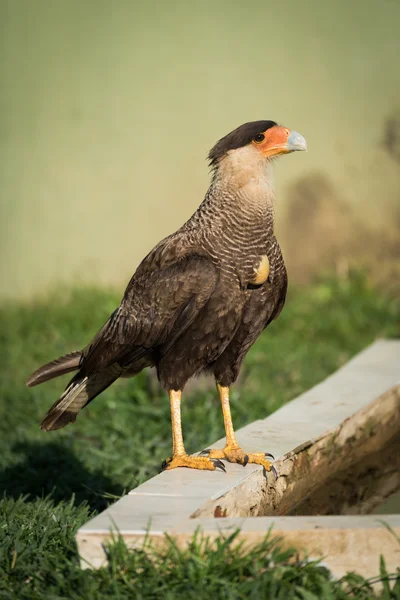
[215,145,275,210]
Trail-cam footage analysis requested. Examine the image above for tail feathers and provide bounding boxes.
[40,368,120,431]
[27,351,82,387]
[40,376,89,431]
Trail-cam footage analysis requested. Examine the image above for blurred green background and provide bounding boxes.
[1,0,400,300]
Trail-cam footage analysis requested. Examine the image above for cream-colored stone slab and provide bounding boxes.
[206,339,400,459]
[172,514,400,534]
[127,340,399,506]
[169,515,400,580]
[129,463,260,499]
[76,340,400,574]
[77,514,400,575]
[78,494,201,535]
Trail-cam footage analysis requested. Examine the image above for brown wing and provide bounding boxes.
[263,266,288,328]
[212,245,287,387]
[79,252,218,376]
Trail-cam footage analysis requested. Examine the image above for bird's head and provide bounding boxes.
[208,121,307,179]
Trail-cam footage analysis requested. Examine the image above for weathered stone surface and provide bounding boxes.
[76,340,400,577]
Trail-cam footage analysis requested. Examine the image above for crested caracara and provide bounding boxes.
[27,121,307,473]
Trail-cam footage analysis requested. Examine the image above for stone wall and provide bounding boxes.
[1,0,399,299]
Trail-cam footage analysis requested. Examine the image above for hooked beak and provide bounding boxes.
[287,130,307,152]
[256,126,307,157]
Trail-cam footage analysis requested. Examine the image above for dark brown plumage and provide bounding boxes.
[27,120,307,472]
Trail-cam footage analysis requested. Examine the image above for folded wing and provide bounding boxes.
[39,253,218,430]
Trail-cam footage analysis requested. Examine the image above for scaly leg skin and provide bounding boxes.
[162,390,226,472]
[200,385,277,477]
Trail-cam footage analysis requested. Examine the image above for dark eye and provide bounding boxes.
[253,133,265,143]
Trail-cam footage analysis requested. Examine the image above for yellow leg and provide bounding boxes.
[162,390,226,472]
[201,385,276,475]
[219,383,238,447]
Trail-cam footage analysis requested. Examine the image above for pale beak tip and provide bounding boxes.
[287,130,307,152]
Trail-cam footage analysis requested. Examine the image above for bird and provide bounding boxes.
[27,120,307,473]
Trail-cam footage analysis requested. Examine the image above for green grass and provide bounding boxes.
[0,271,399,598]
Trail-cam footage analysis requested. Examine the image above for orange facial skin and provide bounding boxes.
[252,125,292,157]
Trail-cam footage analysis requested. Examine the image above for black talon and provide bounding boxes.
[243,454,249,466]
[265,452,275,460]
[161,459,168,470]
[270,465,278,480]
[212,459,226,472]
[199,449,211,456]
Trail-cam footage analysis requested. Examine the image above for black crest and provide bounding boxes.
[208,120,277,167]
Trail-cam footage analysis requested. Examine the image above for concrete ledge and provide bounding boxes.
[76,340,400,577]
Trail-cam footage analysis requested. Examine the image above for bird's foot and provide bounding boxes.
[200,445,277,476]
[161,453,226,472]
